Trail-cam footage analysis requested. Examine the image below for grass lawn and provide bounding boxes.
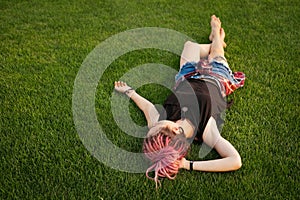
[1,0,299,199]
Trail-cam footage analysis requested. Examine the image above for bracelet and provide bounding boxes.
[124,88,134,97]
[190,161,194,171]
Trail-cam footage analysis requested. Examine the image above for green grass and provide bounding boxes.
[1,0,299,199]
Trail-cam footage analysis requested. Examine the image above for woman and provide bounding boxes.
[114,15,245,187]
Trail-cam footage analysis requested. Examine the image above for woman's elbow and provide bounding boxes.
[232,154,242,170]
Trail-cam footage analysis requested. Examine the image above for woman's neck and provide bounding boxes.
[176,119,195,138]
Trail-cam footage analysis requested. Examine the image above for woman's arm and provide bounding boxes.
[180,117,242,172]
[114,81,160,128]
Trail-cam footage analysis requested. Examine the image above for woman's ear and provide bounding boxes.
[171,126,181,135]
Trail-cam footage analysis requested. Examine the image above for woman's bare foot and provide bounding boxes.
[209,15,227,48]
[209,15,221,41]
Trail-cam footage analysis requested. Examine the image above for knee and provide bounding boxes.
[184,40,195,48]
[232,155,242,170]
[183,41,200,52]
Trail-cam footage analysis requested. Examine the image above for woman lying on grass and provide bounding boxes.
[114,15,245,187]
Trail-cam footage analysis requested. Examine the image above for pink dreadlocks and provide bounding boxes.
[143,127,189,188]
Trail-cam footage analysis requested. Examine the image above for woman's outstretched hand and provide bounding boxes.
[114,81,132,93]
[114,81,135,98]
[179,157,188,170]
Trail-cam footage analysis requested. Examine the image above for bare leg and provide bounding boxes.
[208,16,225,61]
[180,15,227,68]
[209,15,227,48]
[180,41,211,67]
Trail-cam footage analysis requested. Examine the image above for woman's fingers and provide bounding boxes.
[114,81,127,87]
[114,81,131,94]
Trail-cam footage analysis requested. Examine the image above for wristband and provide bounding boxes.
[124,88,134,98]
[190,161,194,171]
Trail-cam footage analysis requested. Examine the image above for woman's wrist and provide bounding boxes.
[183,159,190,170]
[125,89,135,98]
[182,159,195,171]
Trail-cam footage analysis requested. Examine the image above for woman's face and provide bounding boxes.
[163,121,183,134]
[147,120,183,137]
